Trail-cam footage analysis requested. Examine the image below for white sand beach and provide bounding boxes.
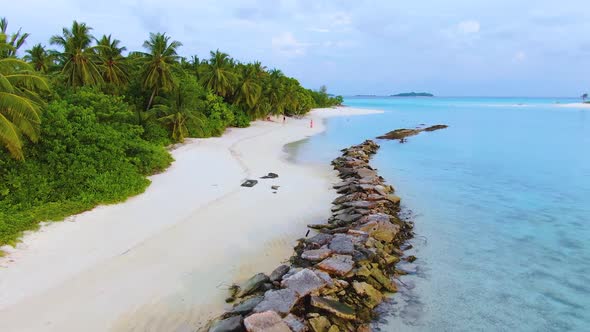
[0,107,382,332]
[558,103,590,109]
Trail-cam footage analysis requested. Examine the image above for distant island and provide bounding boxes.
[391,92,434,97]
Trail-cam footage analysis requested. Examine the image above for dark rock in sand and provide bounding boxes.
[241,180,258,187]
[260,172,279,179]
[209,315,245,332]
[269,265,290,282]
[271,185,280,190]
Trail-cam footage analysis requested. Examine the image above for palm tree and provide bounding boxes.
[0,58,49,159]
[24,44,52,73]
[0,18,30,58]
[50,21,103,87]
[150,89,204,142]
[96,35,129,87]
[136,32,182,110]
[234,63,264,113]
[201,50,237,98]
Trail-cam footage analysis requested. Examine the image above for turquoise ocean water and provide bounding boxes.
[290,97,590,331]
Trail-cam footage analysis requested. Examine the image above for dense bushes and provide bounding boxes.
[0,91,172,245]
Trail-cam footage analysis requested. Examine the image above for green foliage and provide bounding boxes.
[0,91,172,245]
[1,18,345,247]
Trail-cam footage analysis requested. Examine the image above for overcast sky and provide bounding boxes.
[4,0,590,96]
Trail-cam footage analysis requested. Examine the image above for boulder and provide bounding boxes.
[283,314,308,332]
[261,173,279,179]
[332,213,362,225]
[231,297,264,315]
[313,270,335,287]
[310,296,356,320]
[253,289,299,315]
[317,255,354,276]
[359,213,390,224]
[237,273,269,298]
[352,281,383,309]
[244,311,291,332]
[357,220,400,243]
[328,234,354,254]
[370,268,397,292]
[301,249,333,261]
[269,265,290,282]
[306,233,334,248]
[209,315,244,332]
[308,316,331,332]
[281,269,327,297]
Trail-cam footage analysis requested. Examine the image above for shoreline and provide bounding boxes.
[0,107,383,332]
[557,102,590,109]
[204,140,413,332]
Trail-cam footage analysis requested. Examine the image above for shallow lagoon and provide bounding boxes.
[292,97,590,331]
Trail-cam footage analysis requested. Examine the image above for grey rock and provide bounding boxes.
[333,213,362,225]
[328,234,354,254]
[244,311,291,332]
[209,315,244,332]
[301,249,333,261]
[313,270,334,287]
[253,289,299,315]
[317,255,354,276]
[281,269,327,297]
[236,273,269,298]
[281,267,302,280]
[343,201,375,209]
[231,297,264,315]
[269,265,290,282]
[305,233,333,248]
[283,314,308,332]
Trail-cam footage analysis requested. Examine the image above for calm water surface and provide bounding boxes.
[290,97,590,331]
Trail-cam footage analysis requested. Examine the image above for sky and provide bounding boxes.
[3,0,590,97]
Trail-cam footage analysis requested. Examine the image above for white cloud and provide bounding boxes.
[457,20,481,34]
[513,50,527,62]
[331,12,353,26]
[308,27,331,33]
[271,32,309,57]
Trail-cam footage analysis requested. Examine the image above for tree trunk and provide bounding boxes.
[146,88,157,112]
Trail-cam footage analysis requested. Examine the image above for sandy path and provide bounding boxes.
[0,107,382,332]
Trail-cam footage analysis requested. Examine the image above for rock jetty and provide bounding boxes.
[204,140,413,332]
[377,125,448,141]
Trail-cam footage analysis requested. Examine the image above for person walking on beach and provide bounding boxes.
[283,116,286,124]
[310,119,313,128]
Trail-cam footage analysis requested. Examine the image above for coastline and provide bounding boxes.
[0,107,382,332]
[557,102,590,109]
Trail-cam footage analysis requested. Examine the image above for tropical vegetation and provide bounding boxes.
[0,18,343,247]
